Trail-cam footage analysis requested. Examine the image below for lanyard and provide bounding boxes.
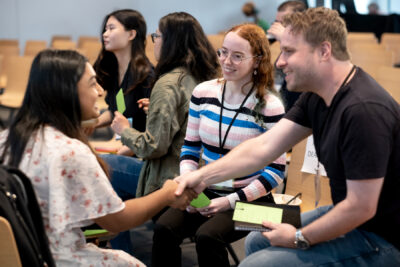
[338,65,356,92]
[314,65,356,206]
[317,64,356,151]
[219,82,255,154]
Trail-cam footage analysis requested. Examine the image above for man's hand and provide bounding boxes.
[262,221,297,248]
[174,170,207,196]
[137,98,150,114]
[162,180,197,210]
[196,196,230,217]
[111,111,130,135]
[267,22,285,41]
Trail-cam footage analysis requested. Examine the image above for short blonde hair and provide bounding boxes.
[283,7,350,61]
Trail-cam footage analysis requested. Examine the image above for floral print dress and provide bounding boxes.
[0,126,145,267]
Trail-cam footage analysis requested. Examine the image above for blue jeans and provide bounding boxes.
[241,205,400,267]
[100,154,144,255]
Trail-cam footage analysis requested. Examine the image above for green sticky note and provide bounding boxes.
[83,229,108,237]
[190,192,211,208]
[116,88,126,114]
[233,202,283,224]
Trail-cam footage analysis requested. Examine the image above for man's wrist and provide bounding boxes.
[294,229,310,249]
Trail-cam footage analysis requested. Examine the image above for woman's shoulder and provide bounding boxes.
[192,78,221,98]
[261,91,285,115]
[43,126,92,157]
[264,91,284,106]
[157,67,186,80]
[153,67,196,90]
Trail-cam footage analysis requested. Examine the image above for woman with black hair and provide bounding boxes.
[111,12,219,200]
[92,9,156,253]
[0,50,194,266]
[94,9,154,133]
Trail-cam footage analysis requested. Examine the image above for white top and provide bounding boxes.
[0,126,145,267]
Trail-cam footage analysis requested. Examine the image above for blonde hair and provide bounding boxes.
[283,7,350,61]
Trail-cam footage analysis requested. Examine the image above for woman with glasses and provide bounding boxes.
[152,23,286,267]
[110,12,218,211]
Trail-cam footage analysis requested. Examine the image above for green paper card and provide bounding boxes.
[116,88,126,114]
[190,192,211,208]
[233,202,283,224]
[83,229,108,237]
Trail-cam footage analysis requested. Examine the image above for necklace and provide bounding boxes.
[218,82,255,157]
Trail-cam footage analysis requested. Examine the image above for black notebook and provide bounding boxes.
[232,201,301,232]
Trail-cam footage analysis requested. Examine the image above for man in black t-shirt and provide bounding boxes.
[174,7,400,266]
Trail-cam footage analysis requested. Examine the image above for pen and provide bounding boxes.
[286,192,302,205]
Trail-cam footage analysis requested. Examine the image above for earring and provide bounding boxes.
[253,69,257,75]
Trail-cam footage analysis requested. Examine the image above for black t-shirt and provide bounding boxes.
[285,67,400,250]
[105,66,153,132]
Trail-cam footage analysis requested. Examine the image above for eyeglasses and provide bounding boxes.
[217,48,260,64]
[151,33,162,43]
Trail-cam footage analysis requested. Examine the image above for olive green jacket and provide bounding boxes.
[120,68,197,197]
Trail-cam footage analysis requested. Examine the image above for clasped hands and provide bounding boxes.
[173,170,297,248]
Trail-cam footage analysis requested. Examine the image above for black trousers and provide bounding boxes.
[152,192,274,267]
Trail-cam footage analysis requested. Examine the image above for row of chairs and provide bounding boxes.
[0,36,102,66]
[0,35,100,54]
[0,32,225,71]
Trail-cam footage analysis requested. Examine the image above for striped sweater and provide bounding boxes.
[180,79,286,207]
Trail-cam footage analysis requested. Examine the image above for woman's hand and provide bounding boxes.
[111,111,130,135]
[137,98,150,114]
[185,205,198,213]
[196,196,230,217]
[162,180,197,210]
[82,125,96,137]
[117,145,134,156]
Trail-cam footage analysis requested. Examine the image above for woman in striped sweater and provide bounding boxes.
[152,23,286,267]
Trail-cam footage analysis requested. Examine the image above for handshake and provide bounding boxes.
[162,169,207,210]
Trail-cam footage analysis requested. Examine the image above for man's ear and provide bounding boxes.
[319,41,331,61]
[128,29,137,41]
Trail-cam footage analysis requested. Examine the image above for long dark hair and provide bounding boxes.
[155,12,219,83]
[1,50,108,174]
[94,9,153,94]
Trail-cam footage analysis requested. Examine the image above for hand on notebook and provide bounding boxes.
[111,111,130,135]
[262,221,297,248]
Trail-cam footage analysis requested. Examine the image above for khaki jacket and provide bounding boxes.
[121,67,197,197]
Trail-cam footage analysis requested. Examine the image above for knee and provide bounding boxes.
[245,231,270,256]
[153,222,174,243]
[195,229,218,246]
